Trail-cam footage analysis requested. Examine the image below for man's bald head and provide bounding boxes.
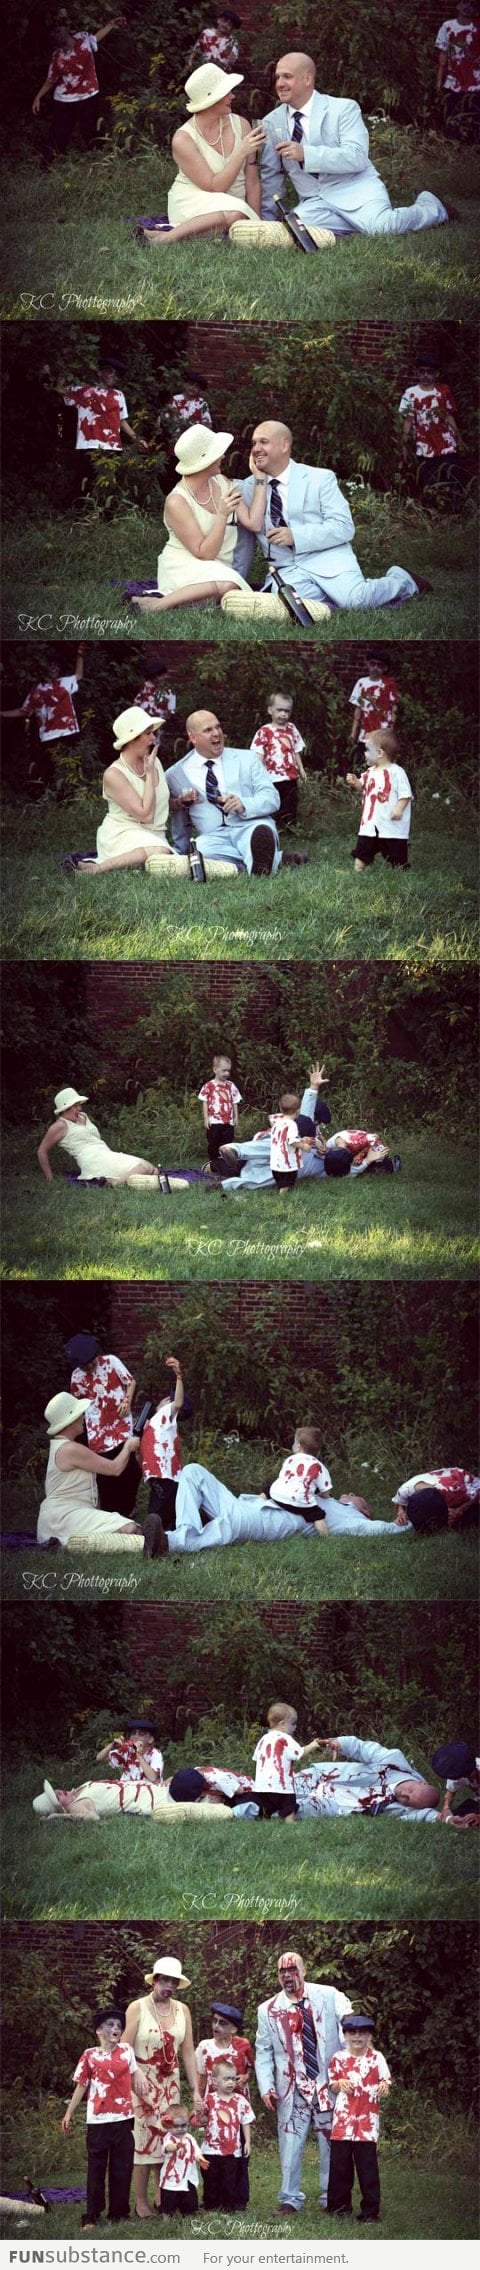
[250,420,293,477]
[275,52,316,105]
[185,709,225,758]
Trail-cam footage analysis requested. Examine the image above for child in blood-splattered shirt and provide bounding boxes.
[250,692,306,830]
[140,1357,186,1530]
[202,2059,255,2213]
[435,6,480,135]
[198,1054,242,1168]
[32,20,125,154]
[269,1431,333,1521]
[323,2013,391,2224]
[346,728,412,871]
[96,1717,165,1790]
[393,1465,480,1529]
[62,2007,146,2230]
[134,664,176,723]
[269,1094,302,1191]
[399,359,464,502]
[188,11,242,72]
[158,2104,207,2217]
[197,2003,254,2096]
[253,1701,322,1820]
[348,662,399,758]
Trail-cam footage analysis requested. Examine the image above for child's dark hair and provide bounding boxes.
[296,1425,324,1457]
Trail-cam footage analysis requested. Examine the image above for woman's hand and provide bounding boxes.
[221,482,243,515]
[243,125,266,158]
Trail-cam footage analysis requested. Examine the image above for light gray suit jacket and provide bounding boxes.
[239,460,355,582]
[165,746,280,855]
[260,90,382,218]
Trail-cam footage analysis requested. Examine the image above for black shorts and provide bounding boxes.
[353,832,409,868]
[272,1168,298,1189]
[257,1792,297,1818]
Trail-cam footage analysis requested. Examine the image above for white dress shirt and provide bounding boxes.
[286,91,316,143]
[183,749,227,797]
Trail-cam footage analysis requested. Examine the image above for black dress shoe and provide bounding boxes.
[143,1510,168,1558]
[250,824,276,875]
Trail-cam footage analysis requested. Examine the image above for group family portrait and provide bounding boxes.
[1,1920,477,2240]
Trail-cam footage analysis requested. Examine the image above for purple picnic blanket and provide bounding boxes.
[3,1533,47,1550]
[8,2188,86,2205]
[126,214,172,231]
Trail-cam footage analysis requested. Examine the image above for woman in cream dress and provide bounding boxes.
[37,1087,162,1187]
[37,1390,144,1550]
[77,705,188,876]
[140,62,264,249]
[132,422,268,617]
[123,1961,204,2217]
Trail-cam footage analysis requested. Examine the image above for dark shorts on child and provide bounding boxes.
[203,2154,246,2212]
[256,1792,297,1819]
[146,1476,179,1530]
[276,779,298,829]
[159,2182,198,2216]
[352,832,409,868]
[272,1168,298,1189]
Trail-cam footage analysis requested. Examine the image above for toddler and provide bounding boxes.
[269,1093,302,1189]
[253,1700,323,1819]
[251,692,306,829]
[158,2104,207,2217]
[140,1357,186,1530]
[198,1053,242,1168]
[202,2057,255,2212]
[346,729,413,871]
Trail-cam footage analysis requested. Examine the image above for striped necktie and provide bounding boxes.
[300,1997,319,2079]
[291,110,304,142]
[269,478,286,528]
[204,759,221,805]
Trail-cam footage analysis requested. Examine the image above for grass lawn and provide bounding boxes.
[2,791,477,964]
[2,1134,477,1283]
[3,1767,478,1922]
[1,2109,477,2241]
[1,126,480,322]
[2,1456,478,1603]
[3,495,478,643]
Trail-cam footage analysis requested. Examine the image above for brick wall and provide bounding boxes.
[184,320,453,404]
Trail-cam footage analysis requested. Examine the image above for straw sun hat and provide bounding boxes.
[174,424,234,477]
[144,1957,191,1990]
[54,1087,89,1114]
[112,705,156,752]
[44,1391,91,1436]
[185,62,243,113]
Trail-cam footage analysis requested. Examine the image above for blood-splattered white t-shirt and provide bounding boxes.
[159,2131,199,2190]
[140,1398,182,1482]
[135,680,176,720]
[394,1466,480,1510]
[435,17,480,89]
[73,2043,137,2122]
[107,1738,164,1784]
[62,384,128,451]
[349,675,399,734]
[250,723,305,782]
[192,29,240,67]
[196,2037,254,2091]
[270,1452,333,1509]
[198,1079,242,1125]
[70,1354,133,1451]
[270,1115,301,1173]
[358,763,412,838]
[325,2047,391,2141]
[398,383,458,459]
[50,32,99,101]
[253,1730,303,1792]
[202,2089,254,2156]
[22,675,79,741]
[163,392,213,440]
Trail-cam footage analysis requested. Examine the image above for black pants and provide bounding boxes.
[272,1169,298,1190]
[328,2138,380,2219]
[256,1792,297,1818]
[417,454,464,508]
[84,2118,134,2224]
[207,1121,235,1164]
[203,2154,241,2211]
[52,96,99,154]
[159,2182,198,2216]
[146,1476,179,1531]
[276,779,298,829]
[97,1443,141,1519]
[353,831,409,868]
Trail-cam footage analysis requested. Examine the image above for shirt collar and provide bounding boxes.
[287,90,316,128]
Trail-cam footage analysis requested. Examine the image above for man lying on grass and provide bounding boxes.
[143,1431,413,1559]
[32,1726,467,1827]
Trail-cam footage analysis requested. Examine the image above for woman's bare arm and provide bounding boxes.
[56,1438,140,1477]
[165,486,234,562]
[102,756,157,824]
[121,2000,141,2048]
[37,1120,67,1180]
[171,119,263,196]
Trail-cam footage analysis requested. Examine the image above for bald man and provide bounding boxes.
[239,422,426,612]
[165,709,282,875]
[260,51,447,236]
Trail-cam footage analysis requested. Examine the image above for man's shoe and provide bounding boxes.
[410,573,433,595]
[250,825,276,875]
[282,849,310,866]
[143,1510,168,1559]
[273,2204,299,2215]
